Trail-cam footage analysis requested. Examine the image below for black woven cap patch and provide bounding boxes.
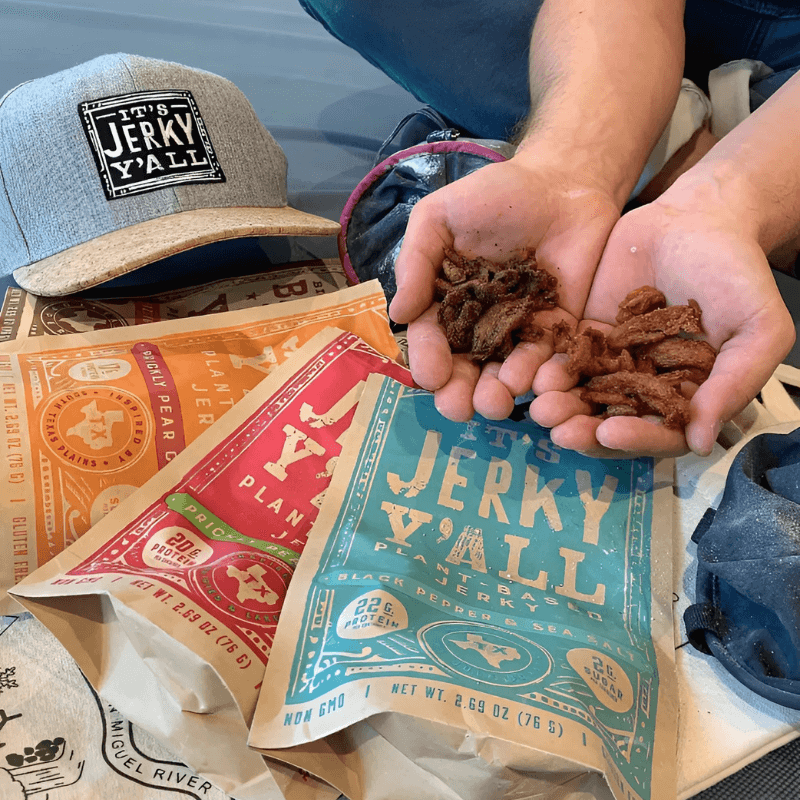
[79,89,225,200]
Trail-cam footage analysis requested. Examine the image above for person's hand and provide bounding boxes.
[529,194,796,458]
[388,153,619,422]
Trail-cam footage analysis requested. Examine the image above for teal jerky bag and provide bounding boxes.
[249,376,677,800]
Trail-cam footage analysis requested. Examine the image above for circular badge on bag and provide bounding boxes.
[39,386,150,473]
[417,620,552,687]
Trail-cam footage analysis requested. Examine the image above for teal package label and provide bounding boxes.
[280,380,667,800]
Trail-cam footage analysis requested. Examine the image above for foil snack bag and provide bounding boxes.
[10,329,412,800]
[249,376,678,800]
[0,280,399,610]
[0,259,349,344]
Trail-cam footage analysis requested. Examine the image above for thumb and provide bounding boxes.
[389,198,450,325]
[686,327,794,456]
[539,199,618,319]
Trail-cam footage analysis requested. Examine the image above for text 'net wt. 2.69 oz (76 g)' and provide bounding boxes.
[249,375,678,800]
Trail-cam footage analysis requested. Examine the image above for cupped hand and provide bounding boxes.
[529,196,796,458]
[388,154,619,422]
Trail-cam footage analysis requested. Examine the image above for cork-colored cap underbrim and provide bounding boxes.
[13,205,341,297]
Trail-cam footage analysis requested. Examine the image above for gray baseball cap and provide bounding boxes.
[0,54,340,296]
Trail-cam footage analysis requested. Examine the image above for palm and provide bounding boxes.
[530,202,795,457]
[389,157,619,421]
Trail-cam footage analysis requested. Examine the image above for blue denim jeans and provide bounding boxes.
[299,0,800,139]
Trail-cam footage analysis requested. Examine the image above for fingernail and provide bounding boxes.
[693,420,720,458]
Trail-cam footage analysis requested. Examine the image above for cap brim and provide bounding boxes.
[13,206,341,296]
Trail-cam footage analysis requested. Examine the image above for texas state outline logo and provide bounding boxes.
[417,621,553,688]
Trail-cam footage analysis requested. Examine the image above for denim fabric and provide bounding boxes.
[297,0,540,140]
[300,0,800,139]
[340,142,507,306]
[684,426,800,709]
[685,0,800,94]
[751,66,800,109]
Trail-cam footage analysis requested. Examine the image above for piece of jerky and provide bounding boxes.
[606,299,703,351]
[605,404,641,418]
[557,286,716,430]
[552,319,574,354]
[518,320,547,344]
[439,293,483,352]
[555,325,636,377]
[471,298,540,362]
[615,286,667,323]
[442,249,492,283]
[657,367,712,386]
[437,248,558,363]
[582,371,691,429]
[636,338,716,379]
